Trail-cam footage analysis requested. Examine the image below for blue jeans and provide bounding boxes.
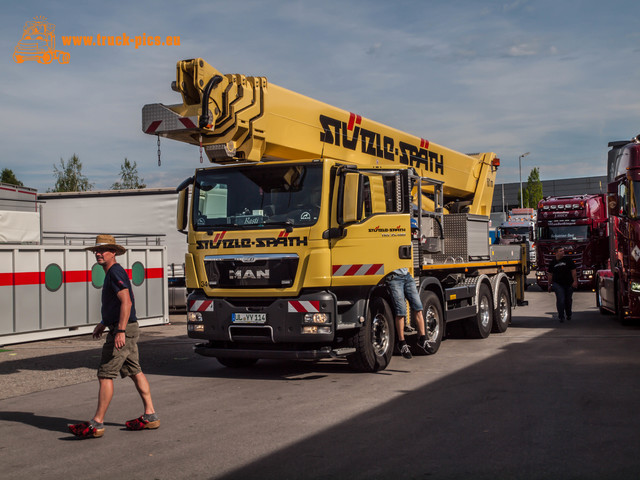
[388,272,423,317]
[552,282,573,319]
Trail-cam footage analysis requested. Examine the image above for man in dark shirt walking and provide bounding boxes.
[547,246,578,322]
[69,235,159,438]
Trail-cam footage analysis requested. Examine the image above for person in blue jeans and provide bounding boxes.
[547,246,578,322]
[388,268,428,359]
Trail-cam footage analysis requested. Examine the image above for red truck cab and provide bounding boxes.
[596,136,640,319]
[536,194,608,290]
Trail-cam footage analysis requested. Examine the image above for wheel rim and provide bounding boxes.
[425,305,439,342]
[498,293,509,324]
[480,296,491,328]
[371,313,390,356]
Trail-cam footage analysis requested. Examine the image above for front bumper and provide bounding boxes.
[187,290,337,347]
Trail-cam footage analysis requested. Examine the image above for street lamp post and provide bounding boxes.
[519,152,530,208]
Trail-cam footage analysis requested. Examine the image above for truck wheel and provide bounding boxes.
[347,297,394,372]
[595,279,611,315]
[216,357,258,368]
[465,283,493,339]
[491,282,511,333]
[421,290,443,355]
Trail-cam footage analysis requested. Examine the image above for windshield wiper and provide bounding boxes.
[263,220,294,233]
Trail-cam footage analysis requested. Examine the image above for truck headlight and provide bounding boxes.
[631,282,640,293]
[536,271,545,278]
[187,312,203,322]
[303,313,329,324]
[582,270,594,276]
[301,325,331,334]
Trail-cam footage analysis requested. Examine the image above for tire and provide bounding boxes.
[347,296,395,372]
[491,282,511,333]
[595,279,611,315]
[420,290,443,355]
[464,283,493,339]
[216,357,258,368]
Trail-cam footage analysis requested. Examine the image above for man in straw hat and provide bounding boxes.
[68,234,159,438]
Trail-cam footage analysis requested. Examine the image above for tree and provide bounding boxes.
[518,167,543,208]
[111,158,146,190]
[49,154,93,192]
[1,168,24,187]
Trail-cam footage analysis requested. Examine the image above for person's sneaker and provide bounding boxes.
[400,344,412,359]
[567,316,572,321]
[416,337,431,354]
[559,317,564,323]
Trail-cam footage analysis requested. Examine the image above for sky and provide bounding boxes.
[2,0,639,193]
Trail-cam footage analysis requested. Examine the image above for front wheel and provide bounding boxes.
[347,296,395,372]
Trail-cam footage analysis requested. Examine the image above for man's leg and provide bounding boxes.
[93,377,114,423]
[130,372,156,415]
[553,283,566,321]
[565,286,574,319]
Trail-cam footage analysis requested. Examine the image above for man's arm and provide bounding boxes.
[547,271,553,292]
[114,288,132,349]
[571,268,578,289]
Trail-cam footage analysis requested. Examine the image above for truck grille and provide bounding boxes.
[204,254,299,288]
[540,251,583,270]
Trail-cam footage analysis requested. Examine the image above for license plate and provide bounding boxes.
[232,313,267,324]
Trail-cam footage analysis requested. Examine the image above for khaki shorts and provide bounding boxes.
[97,322,141,379]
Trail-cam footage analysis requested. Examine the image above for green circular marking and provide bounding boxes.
[91,263,105,289]
[132,262,145,286]
[44,264,63,292]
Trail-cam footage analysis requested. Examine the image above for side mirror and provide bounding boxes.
[607,192,618,217]
[177,188,189,232]
[176,177,192,233]
[338,172,363,225]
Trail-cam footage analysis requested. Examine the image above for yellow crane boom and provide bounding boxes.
[142,58,499,215]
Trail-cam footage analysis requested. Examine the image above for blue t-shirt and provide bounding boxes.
[101,263,137,326]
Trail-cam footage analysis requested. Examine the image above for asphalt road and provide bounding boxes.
[2,282,640,479]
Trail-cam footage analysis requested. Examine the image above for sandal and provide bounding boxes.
[125,414,160,430]
[68,421,104,438]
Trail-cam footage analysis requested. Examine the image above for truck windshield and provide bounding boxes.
[538,225,589,241]
[500,227,530,237]
[192,164,322,230]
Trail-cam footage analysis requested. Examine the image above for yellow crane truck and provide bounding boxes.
[142,58,526,372]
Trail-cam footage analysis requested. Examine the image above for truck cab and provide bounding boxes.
[535,195,608,290]
[596,137,640,319]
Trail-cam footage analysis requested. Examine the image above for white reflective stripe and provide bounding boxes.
[333,265,351,276]
[189,300,213,312]
[287,301,320,313]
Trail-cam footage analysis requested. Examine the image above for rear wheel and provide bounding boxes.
[465,283,493,339]
[420,290,443,354]
[491,282,511,333]
[216,357,259,368]
[347,296,395,372]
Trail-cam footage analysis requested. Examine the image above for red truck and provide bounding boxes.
[596,135,640,320]
[535,194,608,290]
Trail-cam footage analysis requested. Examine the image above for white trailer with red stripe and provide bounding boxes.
[142,58,526,372]
[0,185,169,345]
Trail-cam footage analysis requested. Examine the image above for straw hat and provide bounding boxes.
[85,234,127,256]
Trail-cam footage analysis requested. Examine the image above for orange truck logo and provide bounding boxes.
[13,17,70,64]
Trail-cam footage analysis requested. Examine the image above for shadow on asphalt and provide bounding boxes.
[0,410,120,434]
[211,323,640,479]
